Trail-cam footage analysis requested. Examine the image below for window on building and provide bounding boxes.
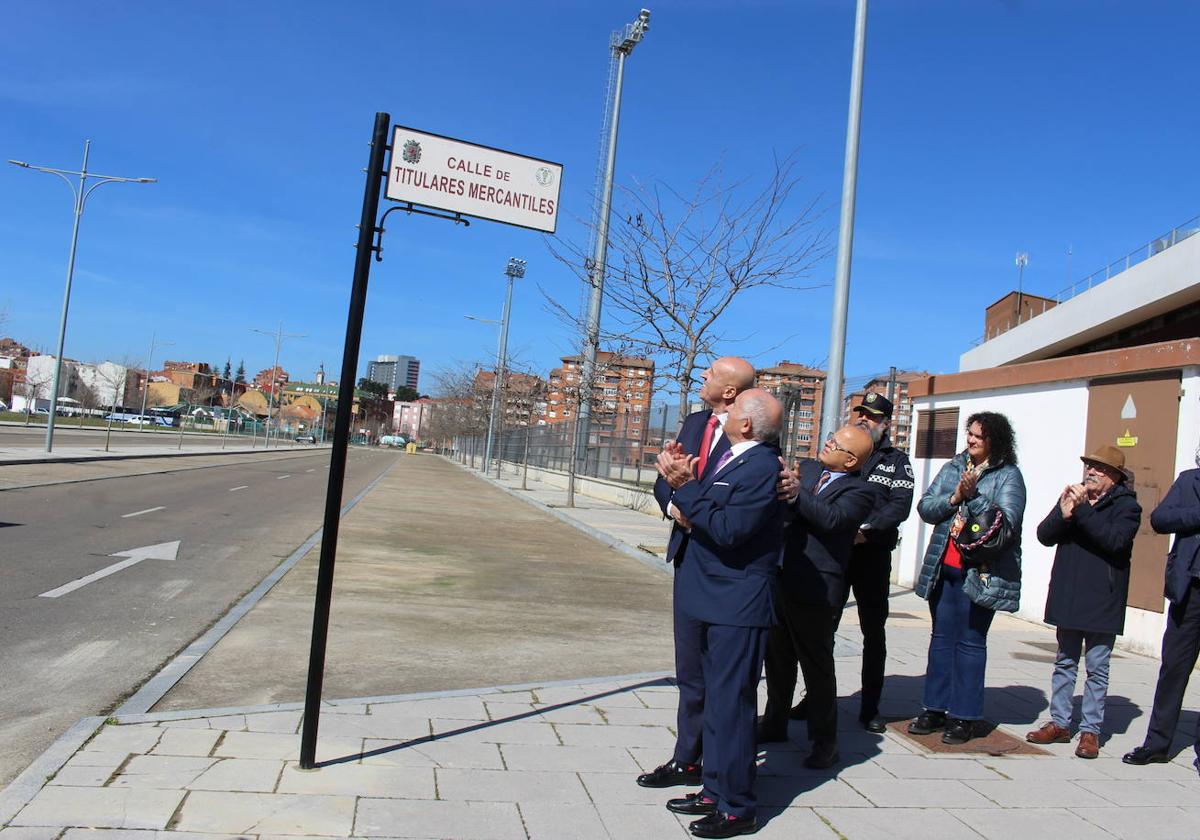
[799,433,811,442]
[915,407,960,459]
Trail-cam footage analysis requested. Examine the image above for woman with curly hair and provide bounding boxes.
[907,411,1026,744]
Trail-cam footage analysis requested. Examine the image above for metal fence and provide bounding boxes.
[451,423,664,487]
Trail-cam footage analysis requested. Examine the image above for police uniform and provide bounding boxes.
[845,393,914,728]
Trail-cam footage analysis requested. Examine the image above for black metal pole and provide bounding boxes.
[299,111,390,769]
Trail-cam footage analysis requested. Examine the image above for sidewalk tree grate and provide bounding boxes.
[887,719,1050,756]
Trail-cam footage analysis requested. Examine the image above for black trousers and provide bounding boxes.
[763,585,840,744]
[834,541,892,720]
[1144,577,1200,756]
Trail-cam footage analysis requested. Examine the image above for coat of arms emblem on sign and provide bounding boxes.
[402,140,422,165]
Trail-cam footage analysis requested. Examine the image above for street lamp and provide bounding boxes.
[251,321,305,448]
[576,9,650,463]
[1015,251,1029,325]
[9,141,156,452]
[482,257,526,474]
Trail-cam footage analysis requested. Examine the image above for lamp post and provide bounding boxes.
[251,322,305,449]
[576,8,650,465]
[1015,252,1029,325]
[138,333,174,432]
[9,141,156,452]
[483,257,525,473]
[818,0,869,443]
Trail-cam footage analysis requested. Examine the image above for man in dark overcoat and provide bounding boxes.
[1026,445,1141,759]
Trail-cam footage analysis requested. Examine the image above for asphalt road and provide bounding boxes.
[0,447,397,787]
[0,422,297,451]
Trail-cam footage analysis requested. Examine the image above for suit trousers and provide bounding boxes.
[1144,577,1200,756]
[698,622,769,819]
[836,541,892,719]
[672,572,706,765]
[764,584,840,744]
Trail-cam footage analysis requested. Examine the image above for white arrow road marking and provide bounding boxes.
[229,485,249,492]
[39,541,182,599]
[122,506,165,518]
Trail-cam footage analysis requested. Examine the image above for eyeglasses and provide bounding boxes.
[824,434,851,455]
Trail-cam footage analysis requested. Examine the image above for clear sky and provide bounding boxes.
[2,0,1198,398]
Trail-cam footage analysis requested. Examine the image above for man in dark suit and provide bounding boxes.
[653,388,785,839]
[1123,466,1200,775]
[638,356,756,791]
[759,424,875,769]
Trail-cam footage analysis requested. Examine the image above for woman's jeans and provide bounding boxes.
[1050,628,1116,735]
[923,564,996,720]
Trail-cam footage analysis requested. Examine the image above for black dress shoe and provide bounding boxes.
[804,739,840,769]
[1122,746,1169,765]
[689,811,758,838]
[754,715,789,744]
[667,792,717,815]
[941,718,978,745]
[789,697,808,720]
[636,759,702,788]
[861,714,887,734]
[907,709,947,735]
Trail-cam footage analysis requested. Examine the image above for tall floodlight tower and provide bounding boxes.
[575,8,650,464]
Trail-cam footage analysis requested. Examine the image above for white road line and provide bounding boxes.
[305,468,315,473]
[277,474,291,480]
[229,485,249,492]
[122,506,165,519]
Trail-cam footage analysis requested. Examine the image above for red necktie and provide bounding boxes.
[695,415,720,477]
[814,470,832,494]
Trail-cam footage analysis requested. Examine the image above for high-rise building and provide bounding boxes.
[545,351,654,460]
[756,361,826,461]
[366,354,420,392]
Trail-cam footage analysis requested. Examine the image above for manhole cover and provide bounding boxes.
[887,719,1049,756]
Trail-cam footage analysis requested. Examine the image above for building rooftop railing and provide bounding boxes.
[970,212,1200,348]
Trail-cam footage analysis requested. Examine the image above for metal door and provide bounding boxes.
[1085,371,1181,612]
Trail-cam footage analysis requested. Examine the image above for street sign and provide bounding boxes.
[385,126,563,233]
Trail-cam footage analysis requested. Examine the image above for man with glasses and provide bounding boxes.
[759,425,875,769]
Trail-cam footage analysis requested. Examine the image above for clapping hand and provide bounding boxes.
[656,446,698,489]
[950,470,979,505]
[1060,483,1087,518]
[776,456,801,501]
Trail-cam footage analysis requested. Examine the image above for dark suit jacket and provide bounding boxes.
[655,409,732,565]
[671,442,784,628]
[1151,468,1200,605]
[782,459,875,607]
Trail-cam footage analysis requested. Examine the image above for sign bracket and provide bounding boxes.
[372,202,469,263]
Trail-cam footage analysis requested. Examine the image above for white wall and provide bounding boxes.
[900,373,1200,658]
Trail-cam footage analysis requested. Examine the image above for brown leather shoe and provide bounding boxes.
[1025,721,1071,744]
[1075,731,1099,759]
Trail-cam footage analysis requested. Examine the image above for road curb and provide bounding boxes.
[114,454,401,716]
[0,715,104,825]
[446,457,672,578]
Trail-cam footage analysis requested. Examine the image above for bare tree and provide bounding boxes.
[18,367,53,425]
[547,154,829,426]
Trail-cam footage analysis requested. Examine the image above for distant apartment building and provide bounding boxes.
[22,355,133,409]
[843,370,929,453]
[472,370,549,429]
[367,354,420,392]
[253,366,289,397]
[756,361,825,460]
[394,398,435,439]
[544,352,654,453]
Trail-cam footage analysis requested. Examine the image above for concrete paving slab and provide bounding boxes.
[11,787,185,830]
[1072,779,1198,806]
[149,729,223,756]
[109,755,216,788]
[845,778,995,808]
[353,799,526,840]
[593,803,692,839]
[187,758,282,792]
[1072,806,1200,840]
[277,762,434,798]
[498,743,642,773]
[960,807,1116,840]
[436,767,591,804]
[359,739,505,770]
[965,777,1112,808]
[172,790,355,835]
[518,802,611,840]
[816,806,983,840]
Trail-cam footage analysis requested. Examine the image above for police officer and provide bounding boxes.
[790,392,914,732]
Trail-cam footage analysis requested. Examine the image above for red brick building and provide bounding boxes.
[757,361,825,460]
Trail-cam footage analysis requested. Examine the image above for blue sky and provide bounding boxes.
[2,0,1198,399]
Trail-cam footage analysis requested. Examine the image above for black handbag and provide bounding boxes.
[952,504,1010,566]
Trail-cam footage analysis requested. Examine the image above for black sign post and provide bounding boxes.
[298,111,391,770]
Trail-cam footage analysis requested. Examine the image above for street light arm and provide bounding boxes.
[10,163,80,204]
[81,175,155,210]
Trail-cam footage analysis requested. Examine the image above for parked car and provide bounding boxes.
[295,434,317,444]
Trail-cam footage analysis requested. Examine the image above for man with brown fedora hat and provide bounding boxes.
[1026,445,1142,758]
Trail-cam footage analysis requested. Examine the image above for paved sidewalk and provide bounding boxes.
[3,461,1198,839]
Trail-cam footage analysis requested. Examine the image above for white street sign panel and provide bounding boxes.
[386,126,563,234]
